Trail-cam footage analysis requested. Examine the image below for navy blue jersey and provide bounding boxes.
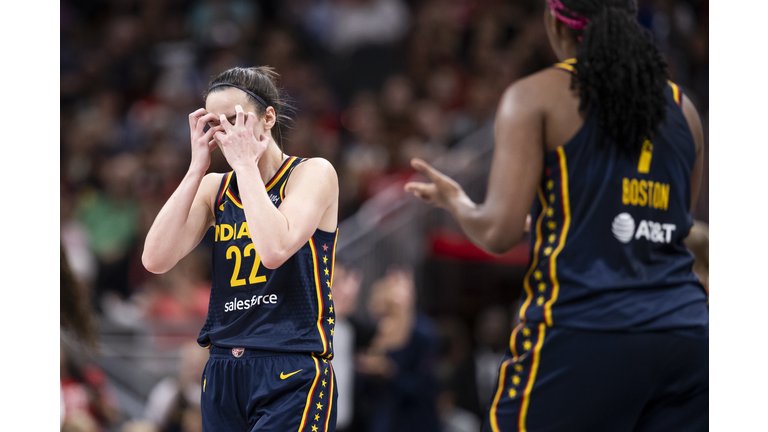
[519,60,708,331]
[197,156,338,358]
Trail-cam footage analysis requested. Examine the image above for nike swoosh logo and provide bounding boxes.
[280,369,303,379]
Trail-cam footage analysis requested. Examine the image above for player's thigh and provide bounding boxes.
[483,325,652,432]
[247,355,338,432]
[632,333,708,432]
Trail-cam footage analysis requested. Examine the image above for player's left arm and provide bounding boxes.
[214,104,339,269]
[236,157,339,269]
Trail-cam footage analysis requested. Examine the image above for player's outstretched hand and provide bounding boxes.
[214,104,270,171]
[404,158,463,210]
[188,108,223,172]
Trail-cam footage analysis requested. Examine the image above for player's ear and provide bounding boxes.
[263,106,277,131]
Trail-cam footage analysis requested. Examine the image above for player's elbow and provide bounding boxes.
[481,227,522,255]
[259,249,289,270]
[142,250,171,274]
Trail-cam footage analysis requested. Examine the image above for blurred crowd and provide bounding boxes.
[60,0,709,431]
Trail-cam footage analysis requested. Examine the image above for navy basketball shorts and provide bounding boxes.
[201,346,338,432]
[482,322,708,432]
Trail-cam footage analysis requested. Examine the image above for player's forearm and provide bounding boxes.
[235,165,297,269]
[449,193,522,255]
[142,169,207,273]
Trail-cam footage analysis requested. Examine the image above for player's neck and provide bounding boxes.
[257,140,287,186]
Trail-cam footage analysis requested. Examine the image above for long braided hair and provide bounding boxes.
[552,0,669,154]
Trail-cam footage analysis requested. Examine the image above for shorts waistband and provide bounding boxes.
[208,345,301,359]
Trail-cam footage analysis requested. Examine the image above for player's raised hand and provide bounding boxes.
[188,108,222,172]
[404,158,464,210]
[214,104,268,171]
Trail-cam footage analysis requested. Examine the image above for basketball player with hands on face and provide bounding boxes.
[143,66,340,432]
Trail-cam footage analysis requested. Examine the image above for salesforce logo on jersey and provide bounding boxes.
[224,294,278,313]
[611,213,676,244]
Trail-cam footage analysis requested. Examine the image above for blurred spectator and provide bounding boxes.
[143,342,209,432]
[75,153,142,307]
[435,316,483,426]
[61,244,98,349]
[354,268,442,432]
[473,305,512,411]
[61,341,122,432]
[329,263,364,432]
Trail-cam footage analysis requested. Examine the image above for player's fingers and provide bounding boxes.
[207,138,219,152]
[410,158,446,184]
[235,105,245,127]
[214,130,227,146]
[219,114,232,132]
[245,112,257,129]
[189,108,207,130]
[202,124,221,143]
[196,113,218,137]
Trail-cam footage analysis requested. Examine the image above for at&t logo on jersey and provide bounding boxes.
[611,213,676,244]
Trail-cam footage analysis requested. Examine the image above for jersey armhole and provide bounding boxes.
[280,158,308,201]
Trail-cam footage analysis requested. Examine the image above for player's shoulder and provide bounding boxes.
[294,157,338,178]
[498,66,572,112]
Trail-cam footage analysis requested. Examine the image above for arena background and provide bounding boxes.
[52,0,726,431]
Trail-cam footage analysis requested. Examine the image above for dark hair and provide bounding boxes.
[560,0,668,154]
[61,244,97,349]
[204,66,294,150]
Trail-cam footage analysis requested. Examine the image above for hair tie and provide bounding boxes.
[547,0,590,32]
[209,83,269,108]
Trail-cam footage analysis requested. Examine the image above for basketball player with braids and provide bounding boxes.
[405,0,707,430]
[143,66,340,432]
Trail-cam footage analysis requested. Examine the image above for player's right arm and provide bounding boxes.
[142,109,224,274]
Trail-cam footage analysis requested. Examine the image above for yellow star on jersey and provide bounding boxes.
[512,375,521,385]
[547,180,554,190]
[548,234,556,243]
[547,221,557,230]
[322,358,328,363]
[538,283,546,292]
[509,389,517,398]
[323,255,328,264]
[329,306,333,313]
[314,414,320,421]
[328,293,332,300]
[319,391,324,399]
[549,194,555,203]
[312,425,318,432]
[515,364,523,372]
[327,317,334,325]
[524,340,532,351]
[316,403,323,410]
[547,208,554,217]
[324,368,328,375]
[324,268,329,276]
[522,328,531,337]
[330,328,334,336]
[543,246,552,256]
[537,296,545,306]
[322,379,327,387]
[534,270,542,280]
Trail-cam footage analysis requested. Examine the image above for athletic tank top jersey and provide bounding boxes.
[197,156,338,358]
[519,59,708,333]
